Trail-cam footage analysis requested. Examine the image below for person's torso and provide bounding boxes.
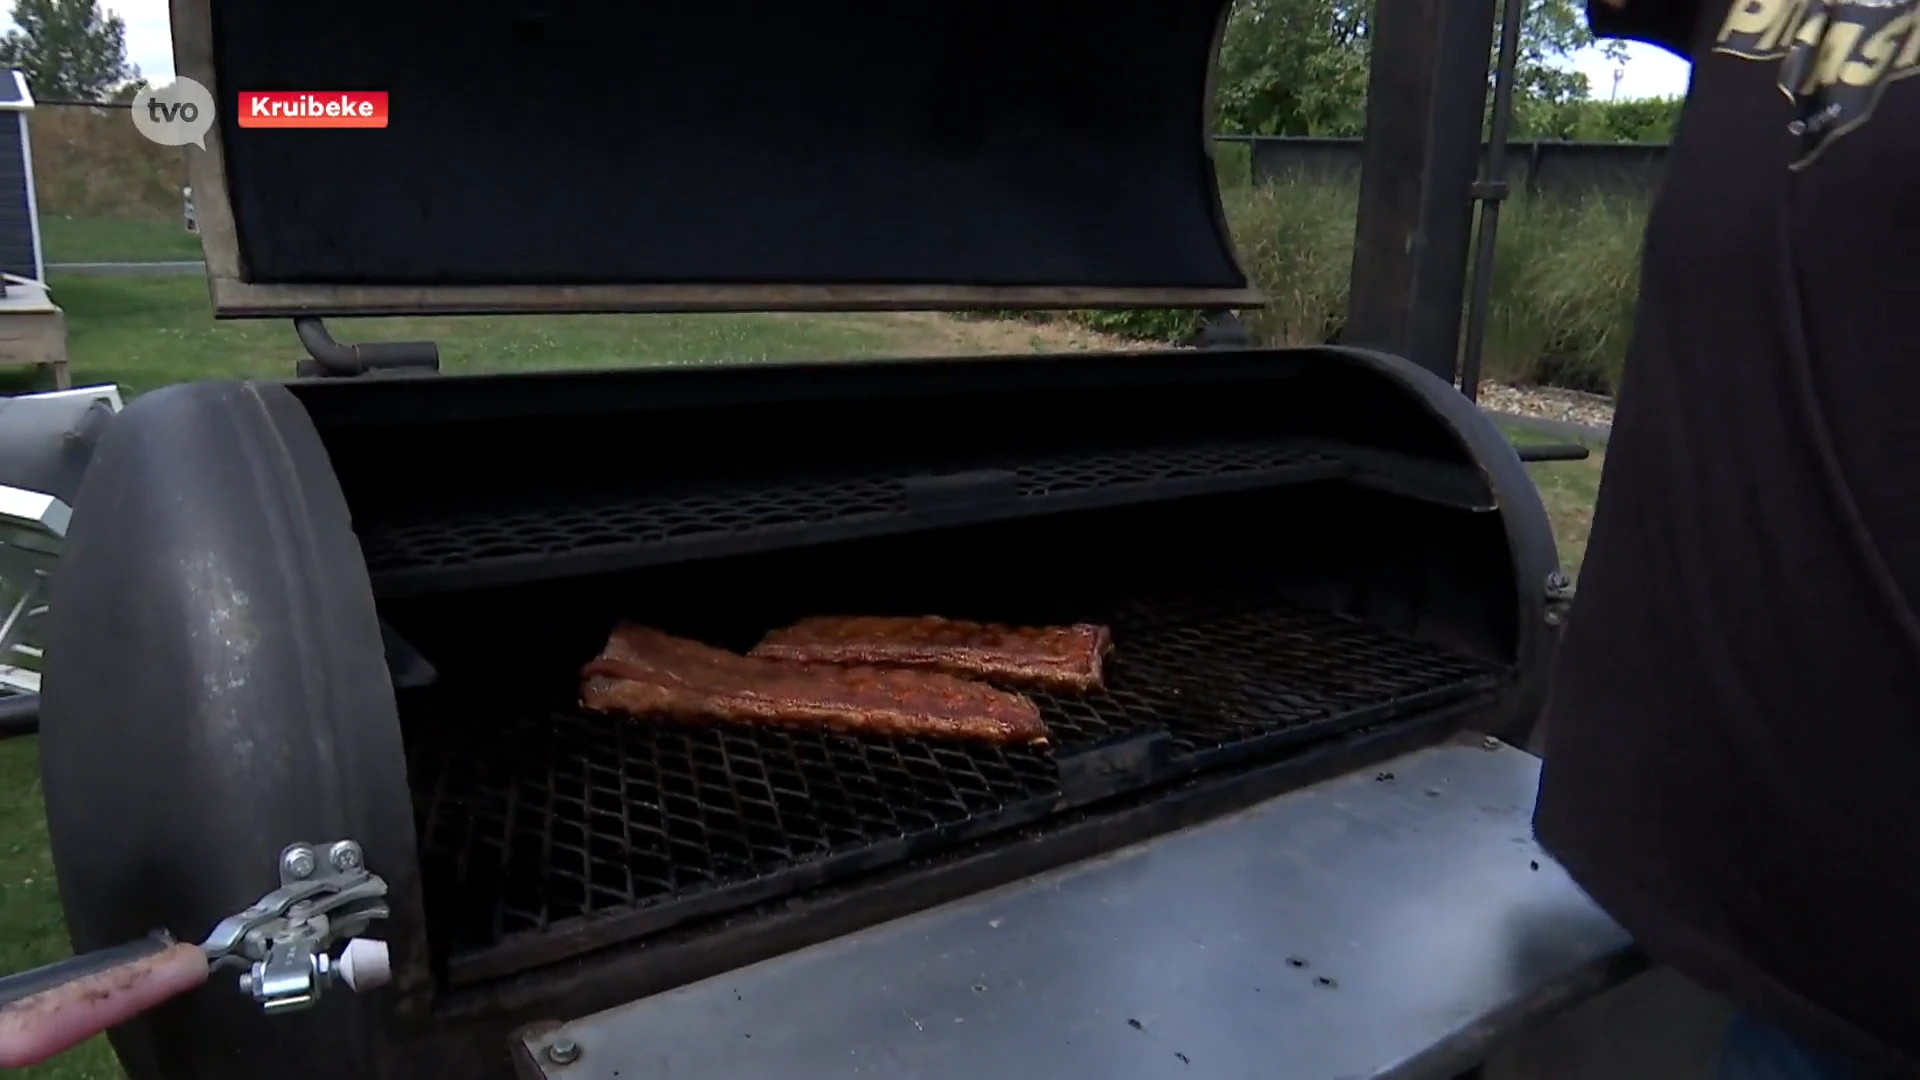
[1536,0,1920,1070]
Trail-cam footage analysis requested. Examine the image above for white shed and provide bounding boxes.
[0,70,42,283]
[0,70,66,388]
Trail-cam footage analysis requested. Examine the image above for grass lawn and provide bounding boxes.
[20,275,1133,396]
[36,217,203,265]
[1506,424,1607,576]
[0,283,1608,1080]
[0,737,117,1079]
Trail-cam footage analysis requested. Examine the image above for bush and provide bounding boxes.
[1481,194,1646,392]
[28,104,186,220]
[1223,177,1356,347]
[1056,177,1647,394]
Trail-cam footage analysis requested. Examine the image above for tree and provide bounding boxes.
[0,0,138,102]
[1213,0,1371,136]
[1213,0,1622,138]
[1509,0,1624,107]
[1513,95,1682,140]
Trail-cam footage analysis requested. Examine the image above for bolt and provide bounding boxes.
[546,1038,580,1065]
[328,841,363,872]
[281,846,316,880]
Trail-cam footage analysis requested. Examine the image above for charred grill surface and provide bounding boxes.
[406,586,1500,984]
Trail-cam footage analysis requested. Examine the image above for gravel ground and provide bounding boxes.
[1478,382,1616,431]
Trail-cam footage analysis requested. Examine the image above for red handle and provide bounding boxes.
[0,941,209,1067]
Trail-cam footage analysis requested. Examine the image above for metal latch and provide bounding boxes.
[0,836,394,1018]
[0,839,391,1069]
[1543,569,1576,626]
[202,840,392,1013]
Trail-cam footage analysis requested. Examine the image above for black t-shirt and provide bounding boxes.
[1534,0,1920,1074]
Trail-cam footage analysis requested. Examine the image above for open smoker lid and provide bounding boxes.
[175,0,1260,318]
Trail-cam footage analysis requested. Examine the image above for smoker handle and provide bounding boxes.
[293,318,439,377]
[1513,442,1590,463]
[0,693,38,738]
[0,934,210,1067]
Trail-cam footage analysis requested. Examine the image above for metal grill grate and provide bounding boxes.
[359,438,1345,595]
[407,589,1499,982]
[411,707,1061,983]
[1029,594,1499,766]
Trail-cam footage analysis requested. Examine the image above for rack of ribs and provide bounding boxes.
[749,616,1114,692]
[581,622,1049,747]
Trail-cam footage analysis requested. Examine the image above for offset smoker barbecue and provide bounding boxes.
[38,349,1565,1078]
[30,1,1577,1078]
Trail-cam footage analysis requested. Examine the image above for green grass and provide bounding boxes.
[31,275,1105,396]
[36,217,202,265]
[1505,424,1607,576]
[0,738,121,1078]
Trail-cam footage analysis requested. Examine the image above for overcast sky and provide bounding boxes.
[89,0,1695,106]
[105,0,172,83]
[1570,40,1692,100]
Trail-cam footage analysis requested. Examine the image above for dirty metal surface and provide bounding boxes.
[515,737,1637,1080]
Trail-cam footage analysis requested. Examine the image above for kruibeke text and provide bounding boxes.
[236,92,389,129]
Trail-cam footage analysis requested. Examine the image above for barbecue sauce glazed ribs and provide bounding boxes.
[581,623,1050,747]
[749,615,1114,692]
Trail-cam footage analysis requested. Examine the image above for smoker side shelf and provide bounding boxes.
[355,438,1493,598]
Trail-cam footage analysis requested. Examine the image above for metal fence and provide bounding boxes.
[1216,135,1668,201]
[21,99,1670,271]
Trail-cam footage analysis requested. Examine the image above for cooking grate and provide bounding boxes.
[407,589,1500,983]
[359,437,1346,596]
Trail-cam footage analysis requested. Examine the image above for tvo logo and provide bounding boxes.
[130,77,216,148]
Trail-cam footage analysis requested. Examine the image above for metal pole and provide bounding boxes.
[1343,0,1501,384]
[1456,0,1527,403]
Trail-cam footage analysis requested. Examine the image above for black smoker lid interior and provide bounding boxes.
[176,0,1259,318]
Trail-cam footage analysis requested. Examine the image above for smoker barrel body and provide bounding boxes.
[38,347,1560,1080]
[38,382,430,1080]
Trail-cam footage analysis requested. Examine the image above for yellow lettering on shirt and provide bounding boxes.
[1800,19,1864,90]
[1721,0,1813,53]
[1713,0,1919,168]
[1845,13,1914,86]
[1898,11,1920,66]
